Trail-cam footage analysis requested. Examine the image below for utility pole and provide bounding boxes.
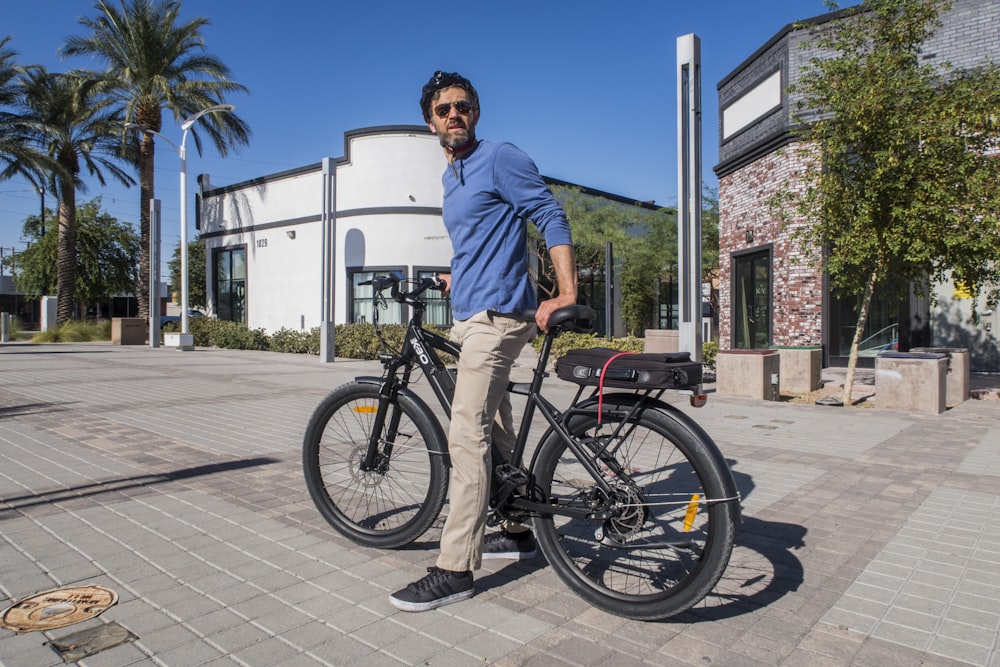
[38,185,45,237]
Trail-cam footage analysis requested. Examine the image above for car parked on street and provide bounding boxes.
[160,309,205,327]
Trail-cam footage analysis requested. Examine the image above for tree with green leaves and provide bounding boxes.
[168,237,206,309]
[775,0,1000,404]
[618,207,677,335]
[0,37,62,188]
[701,186,720,312]
[62,0,250,320]
[543,186,678,335]
[14,68,135,324]
[9,198,140,313]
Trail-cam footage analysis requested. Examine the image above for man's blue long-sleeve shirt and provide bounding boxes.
[442,140,573,321]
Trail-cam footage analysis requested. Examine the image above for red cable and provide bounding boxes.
[597,351,634,424]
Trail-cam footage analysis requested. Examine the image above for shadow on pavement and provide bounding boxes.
[678,515,806,623]
[0,456,281,514]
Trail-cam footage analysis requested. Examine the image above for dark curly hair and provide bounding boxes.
[420,71,479,122]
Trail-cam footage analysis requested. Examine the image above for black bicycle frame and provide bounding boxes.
[358,280,642,521]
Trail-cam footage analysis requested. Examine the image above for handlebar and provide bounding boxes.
[360,275,447,305]
[361,275,595,334]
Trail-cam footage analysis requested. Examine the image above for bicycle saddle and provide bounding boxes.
[546,305,597,334]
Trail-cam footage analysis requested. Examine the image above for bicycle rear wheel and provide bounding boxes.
[531,399,738,620]
[303,382,449,548]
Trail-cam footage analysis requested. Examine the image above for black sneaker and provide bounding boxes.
[482,530,538,560]
[388,567,474,612]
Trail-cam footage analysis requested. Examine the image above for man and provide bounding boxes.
[389,71,577,612]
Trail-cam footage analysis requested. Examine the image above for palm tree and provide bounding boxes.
[0,36,60,187]
[62,0,250,319]
[16,68,135,324]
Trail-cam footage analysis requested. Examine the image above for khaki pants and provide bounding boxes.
[436,311,535,573]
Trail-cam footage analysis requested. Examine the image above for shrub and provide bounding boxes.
[2,315,23,341]
[335,322,397,360]
[530,331,644,362]
[187,318,269,350]
[702,340,719,370]
[270,327,320,354]
[31,319,110,343]
[332,323,453,361]
[156,319,442,360]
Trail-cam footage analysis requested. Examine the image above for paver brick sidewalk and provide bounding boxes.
[1,342,998,666]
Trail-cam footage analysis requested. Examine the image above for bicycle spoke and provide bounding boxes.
[533,405,736,618]
[304,384,448,547]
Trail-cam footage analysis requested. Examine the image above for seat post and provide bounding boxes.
[530,331,556,392]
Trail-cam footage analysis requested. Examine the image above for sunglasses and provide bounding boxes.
[433,101,476,118]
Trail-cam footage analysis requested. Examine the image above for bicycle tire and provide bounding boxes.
[303,382,449,549]
[531,399,738,620]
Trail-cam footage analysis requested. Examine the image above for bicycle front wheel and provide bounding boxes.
[532,400,738,620]
[303,382,449,549]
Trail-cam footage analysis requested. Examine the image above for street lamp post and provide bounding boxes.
[126,103,235,346]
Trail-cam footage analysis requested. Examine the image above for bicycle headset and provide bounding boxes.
[420,70,479,122]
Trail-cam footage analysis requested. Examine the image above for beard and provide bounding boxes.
[439,124,476,149]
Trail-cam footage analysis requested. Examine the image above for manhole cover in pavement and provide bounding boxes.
[48,621,137,662]
[0,585,118,633]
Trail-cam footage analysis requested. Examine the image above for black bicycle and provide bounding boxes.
[303,275,741,620]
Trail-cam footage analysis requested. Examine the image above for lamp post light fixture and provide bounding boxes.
[126,103,235,345]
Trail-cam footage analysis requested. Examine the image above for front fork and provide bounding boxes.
[359,395,402,473]
[359,363,411,473]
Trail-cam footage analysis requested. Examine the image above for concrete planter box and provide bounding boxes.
[875,352,948,414]
[717,349,780,401]
[911,347,969,405]
[643,329,679,353]
[111,317,146,345]
[163,332,194,351]
[773,346,822,394]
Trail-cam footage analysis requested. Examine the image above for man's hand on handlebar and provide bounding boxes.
[433,273,451,295]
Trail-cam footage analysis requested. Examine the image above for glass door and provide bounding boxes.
[215,246,247,324]
[733,250,771,348]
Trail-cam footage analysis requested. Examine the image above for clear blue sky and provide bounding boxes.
[0,0,839,262]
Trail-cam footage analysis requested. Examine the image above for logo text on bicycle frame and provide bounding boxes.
[410,337,430,365]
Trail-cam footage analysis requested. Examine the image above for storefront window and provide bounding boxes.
[416,270,451,327]
[834,293,897,357]
[215,247,246,324]
[351,270,403,324]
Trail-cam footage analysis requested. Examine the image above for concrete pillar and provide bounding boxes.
[41,296,57,332]
[644,330,679,354]
[911,347,969,405]
[717,349,780,401]
[875,352,948,414]
[775,346,823,394]
[111,318,146,345]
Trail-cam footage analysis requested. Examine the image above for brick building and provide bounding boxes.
[714,0,1000,370]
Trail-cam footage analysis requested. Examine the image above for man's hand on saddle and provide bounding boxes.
[535,294,577,333]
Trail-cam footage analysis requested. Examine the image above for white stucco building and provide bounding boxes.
[198,125,454,342]
[198,124,671,350]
